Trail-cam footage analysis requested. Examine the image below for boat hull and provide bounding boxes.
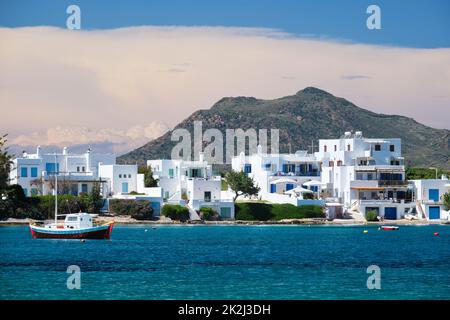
[30,223,114,239]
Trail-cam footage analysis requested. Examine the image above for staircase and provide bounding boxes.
[416,200,427,220]
[186,204,201,221]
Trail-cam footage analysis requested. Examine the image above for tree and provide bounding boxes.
[225,171,260,202]
[88,181,103,213]
[138,166,158,187]
[0,134,12,193]
[443,192,450,210]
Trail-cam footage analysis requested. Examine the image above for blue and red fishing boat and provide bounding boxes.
[29,155,114,239]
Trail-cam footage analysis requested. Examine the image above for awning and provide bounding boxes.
[303,180,325,187]
[284,187,313,195]
[351,187,385,190]
[270,178,298,184]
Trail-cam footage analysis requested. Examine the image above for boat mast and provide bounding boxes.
[54,154,58,225]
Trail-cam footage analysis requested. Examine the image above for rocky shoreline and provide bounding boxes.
[1,216,448,226]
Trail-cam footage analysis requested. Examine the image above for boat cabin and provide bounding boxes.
[64,213,94,229]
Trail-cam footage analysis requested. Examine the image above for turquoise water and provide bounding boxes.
[0,225,449,299]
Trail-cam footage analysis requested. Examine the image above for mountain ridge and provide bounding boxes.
[118,87,450,169]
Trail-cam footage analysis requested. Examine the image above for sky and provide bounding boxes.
[0,0,449,156]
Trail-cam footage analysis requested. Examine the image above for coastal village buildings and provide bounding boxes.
[231,145,325,207]
[9,146,118,197]
[314,131,414,220]
[148,152,235,220]
[9,133,450,221]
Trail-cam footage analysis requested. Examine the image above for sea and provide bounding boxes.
[0,224,449,299]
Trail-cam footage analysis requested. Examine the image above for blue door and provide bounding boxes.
[121,182,128,193]
[429,206,440,220]
[286,183,294,191]
[384,207,397,220]
[429,189,439,202]
[270,184,276,193]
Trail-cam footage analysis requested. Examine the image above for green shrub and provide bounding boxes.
[109,199,153,220]
[199,207,220,221]
[365,210,378,221]
[161,204,190,222]
[235,202,324,221]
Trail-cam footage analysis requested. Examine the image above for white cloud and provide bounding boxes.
[1,25,449,155]
[8,123,168,154]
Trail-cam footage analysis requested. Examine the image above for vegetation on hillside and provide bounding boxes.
[406,167,450,180]
[118,87,450,169]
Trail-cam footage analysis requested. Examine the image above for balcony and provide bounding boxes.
[378,180,408,187]
[271,171,320,177]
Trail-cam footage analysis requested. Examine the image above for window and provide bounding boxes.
[374,144,381,151]
[168,168,174,178]
[119,174,122,178]
[77,166,80,172]
[81,184,88,193]
[337,160,342,166]
[128,174,131,178]
[204,191,211,202]
[329,161,334,167]
[20,167,28,177]
[31,167,38,178]
[82,166,85,172]
[324,145,327,152]
[347,144,351,151]
[334,145,337,152]
[390,145,395,152]
[244,164,252,174]
[45,162,59,174]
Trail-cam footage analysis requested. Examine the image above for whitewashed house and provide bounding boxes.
[411,177,450,221]
[231,146,325,206]
[315,131,414,219]
[147,153,235,219]
[9,146,142,198]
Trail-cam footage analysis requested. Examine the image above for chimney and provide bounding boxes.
[36,145,41,157]
[62,147,67,155]
[22,150,27,158]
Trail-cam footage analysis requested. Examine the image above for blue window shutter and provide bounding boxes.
[270,184,276,193]
[31,167,38,178]
[20,167,28,177]
[429,189,439,202]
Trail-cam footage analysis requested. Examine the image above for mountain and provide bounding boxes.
[118,87,450,169]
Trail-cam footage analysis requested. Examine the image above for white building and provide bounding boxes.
[411,177,450,221]
[315,131,413,219]
[147,153,235,220]
[9,146,139,199]
[231,146,325,206]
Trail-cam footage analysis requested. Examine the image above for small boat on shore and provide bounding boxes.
[380,225,399,231]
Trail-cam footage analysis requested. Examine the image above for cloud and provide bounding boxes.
[341,74,370,80]
[1,25,449,155]
[8,123,168,155]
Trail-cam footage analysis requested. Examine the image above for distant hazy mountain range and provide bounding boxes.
[118,87,450,169]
